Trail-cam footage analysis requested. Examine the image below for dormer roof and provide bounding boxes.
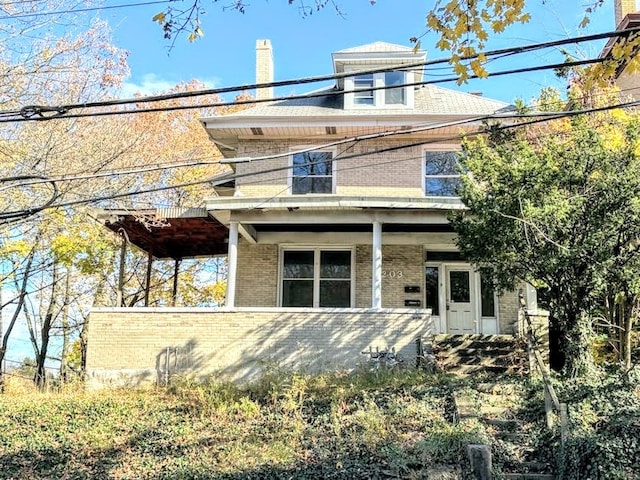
[332,41,426,89]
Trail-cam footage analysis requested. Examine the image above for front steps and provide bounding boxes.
[454,382,556,479]
[435,335,555,479]
[432,334,528,376]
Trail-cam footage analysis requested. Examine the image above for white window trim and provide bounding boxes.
[422,145,461,198]
[288,147,337,195]
[278,246,356,308]
[343,68,414,109]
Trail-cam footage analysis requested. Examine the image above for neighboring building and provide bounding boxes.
[601,0,640,100]
[86,40,538,388]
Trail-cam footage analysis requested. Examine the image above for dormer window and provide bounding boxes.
[345,70,413,109]
[354,74,374,105]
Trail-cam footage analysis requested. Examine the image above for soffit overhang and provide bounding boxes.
[201,115,487,158]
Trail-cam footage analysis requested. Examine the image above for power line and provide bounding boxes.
[10,96,639,216]
[0,0,172,20]
[3,25,639,122]
[0,54,619,124]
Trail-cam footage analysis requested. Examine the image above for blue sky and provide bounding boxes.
[101,0,619,105]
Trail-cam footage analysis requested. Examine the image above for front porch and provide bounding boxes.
[86,307,433,389]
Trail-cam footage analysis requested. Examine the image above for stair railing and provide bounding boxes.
[519,291,569,446]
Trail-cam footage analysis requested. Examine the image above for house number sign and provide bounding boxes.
[382,270,403,278]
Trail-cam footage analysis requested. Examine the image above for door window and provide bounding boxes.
[449,270,470,303]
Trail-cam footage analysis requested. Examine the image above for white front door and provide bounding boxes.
[446,267,476,333]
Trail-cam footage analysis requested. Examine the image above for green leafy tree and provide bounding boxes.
[451,85,640,377]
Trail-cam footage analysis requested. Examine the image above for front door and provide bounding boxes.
[446,267,475,333]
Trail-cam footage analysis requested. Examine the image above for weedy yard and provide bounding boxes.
[0,367,638,479]
[0,369,487,479]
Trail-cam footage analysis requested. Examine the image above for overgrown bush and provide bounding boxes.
[556,367,640,480]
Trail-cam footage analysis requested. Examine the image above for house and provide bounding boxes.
[86,40,540,389]
[601,0,640,100]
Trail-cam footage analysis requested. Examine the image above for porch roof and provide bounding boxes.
[94,197,461,258]
[95,208,229,260]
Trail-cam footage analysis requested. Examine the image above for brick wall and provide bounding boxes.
[86,307,433,389]
[234,240,523,332]
[616,71,640,101]
[236,242,425,309]
[615,0,638,25]
[234,140,428,197]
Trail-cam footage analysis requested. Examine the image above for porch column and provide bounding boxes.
[116,228,129,307]
[171,259,180,307]
[144,252,153,307]
[372,221,382,309]
[226,221,239,308]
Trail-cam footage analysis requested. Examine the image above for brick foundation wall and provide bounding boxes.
[86,307,433,389]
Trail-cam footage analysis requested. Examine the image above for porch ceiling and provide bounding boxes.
[99,210,229,260]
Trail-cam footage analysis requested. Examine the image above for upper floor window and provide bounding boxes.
[354,74,374,105]
[345,70,412,108]
[424,151,461,197]
[290,150,335,194]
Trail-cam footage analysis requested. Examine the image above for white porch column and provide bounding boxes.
[372,221,382,309]
[226,221,239,308]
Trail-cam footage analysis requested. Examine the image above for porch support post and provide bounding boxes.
[144,252,153,307]
[116,228,129,307]
[372,221,382,309]
[171,259,180,307]
[226,221,239,308]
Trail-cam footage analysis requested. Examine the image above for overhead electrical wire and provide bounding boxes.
[6,95,637,218]
[1,25,638,122]
[0,0,172,20]
[0,54,623,123]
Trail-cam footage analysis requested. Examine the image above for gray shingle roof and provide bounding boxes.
[219,84,513,118]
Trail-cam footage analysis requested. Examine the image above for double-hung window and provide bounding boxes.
[346,70,411,108]
[281,249,353,308]
[290,150,334,194]
[424,150,461,197]
[353,74,374,105]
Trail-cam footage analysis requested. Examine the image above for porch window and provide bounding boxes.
[425,266,440,315]
[281,249,352,307]
[480,269,496,317]
[291,151,334,194]
[424,151,461,197]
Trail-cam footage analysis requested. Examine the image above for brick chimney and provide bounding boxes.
[615,0,639,27]
[255,39,273,101]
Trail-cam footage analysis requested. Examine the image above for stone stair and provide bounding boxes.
[432,334,528,376]
[454,382,556,480]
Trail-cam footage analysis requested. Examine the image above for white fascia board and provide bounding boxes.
[201,114,487,130]
[204,195,466,212]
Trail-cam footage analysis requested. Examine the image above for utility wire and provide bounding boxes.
[13,96,640,216]
[3,81,637,193]
[3,25,639,122]
[0,0,172,20]
[0,54,620,123]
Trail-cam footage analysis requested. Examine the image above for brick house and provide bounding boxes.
[86,41,539,388]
